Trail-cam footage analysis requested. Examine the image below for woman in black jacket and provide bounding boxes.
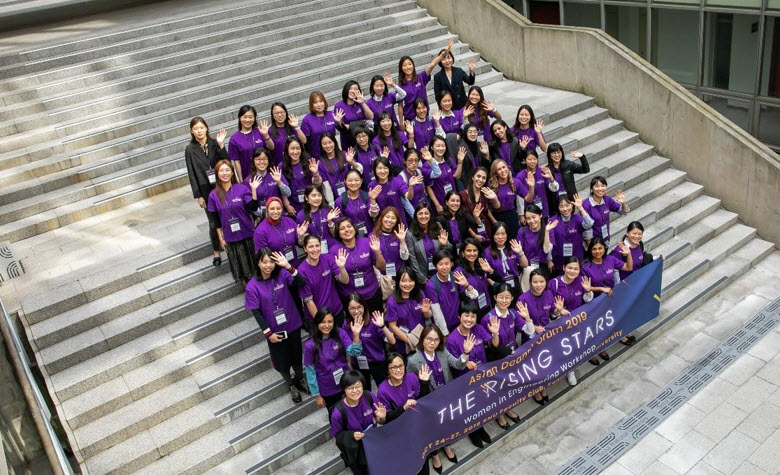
[433,50,477,110]
[545,142,589,211]
[184,116,228,266]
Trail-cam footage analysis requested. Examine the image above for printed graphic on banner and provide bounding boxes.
[362,259,663,475]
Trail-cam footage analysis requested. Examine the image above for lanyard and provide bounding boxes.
[270,220,292,248]
[263,276,279,309]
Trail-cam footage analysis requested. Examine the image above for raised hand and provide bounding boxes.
[296,221,310,237]
[421,298,432,314]
[541,166,553,181]
[409,174,425,187]
[383,72,395,87]
[373,402,387,421]
[525,171,535,187]
[288,114,300,129]
[371,311,385,328]
[545,219,559,232]
[403,399,417,410]
[394,222,407,241]
[510,239,523,255]
[249,174,262,191]
[463,105,474,119]
[350,314,364,335]
[453,270,469,287]
[487,315,500,335]
[420,148,433,162]
[573,193,583,209]
[418,363,432,382]
[481,186,497,201]
[479,140,489,156]
[458,146,468,163]
[473,202,483,219]
[581,275,592,293]
[478,257,494,274]
[519,135,531,150]
[355,89,366,104]
[270,166,283,184]
[571,150,583,159]
[463,333,476,354]
[308,158,319,174]
[258,120,271,135]
[327,207,341,222]
[437,228,449,246]
[534,119,545,134]
[334,108,345,124]
[405,121,414,136]
[616,190,627,205]
[345,147,356,164]
[617,242,630,256]
[369,233,381,252]
[516,301,531,321]
[481,100,495,112]
[380,147,390,159]
[433,109,441,123]
[335,248,348,267]
[216,128,227,147]
[554,295,570,315]
[368,185,382,201]
[271,251,290,269]
[469,57,477,74]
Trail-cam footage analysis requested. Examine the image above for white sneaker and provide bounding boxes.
[567,371,577,386]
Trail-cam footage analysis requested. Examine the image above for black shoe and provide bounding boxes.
[543,394,549,402]
[600,351,611,361]
[479,430,492,444]
[534,395,545,406]
[497,419,510,430]
[432,459,443,474]
[469,436,484,449]
[289,385,302,404]
[506,412,520,423]
[294,378,309,395]
[443,450,458,464]
[627,335,637,343]
[620,338,634,347]
[589,357,601,366]
[213,256,222,267]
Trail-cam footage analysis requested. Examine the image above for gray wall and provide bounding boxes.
[417,0,780,244]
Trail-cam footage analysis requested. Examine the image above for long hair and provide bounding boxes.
[189,116,211,144]
[467,166,489,209]
[440,190,466,221]
[341,80,361,103]
[375,112,403,151]
[236,105,258,132]
[392,266,423,304]
[269,102,294,138]
[489,119,512,148]
[319,132,346,174]
[488,221,509,260]
[466,86,488,126]
[523,204,547,250]
[416,324,445,352]
[488,159,514,193]
[254,247,281,281]
[312,307,344,365]
[458,238,485,277]
[513,104,537,130]
[213,159,238,204]
[398,56,417,85]
[282,136,311,182]
[372,206,403,236]
[369,75,388,98]
[410,202,442,240]
[248,147,271,178]
[302,183,331,221]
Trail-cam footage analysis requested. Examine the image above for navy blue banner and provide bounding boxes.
[363,259,663,475]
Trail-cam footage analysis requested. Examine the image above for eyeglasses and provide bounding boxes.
[345,383,363,392]
[348,305,364,314]
[388,364,404,371]
[425,337,440,344]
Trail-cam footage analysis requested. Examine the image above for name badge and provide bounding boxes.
[601,224,609,239]
[320,239,329,254]
[477,223,486,234]
[357,356,370,370]
[563,242,573,257]
[385,262,396,278]
[478,293,487,309]
[284,247,294,262]
[506,279,515,288]
[354,272,365,288]
[206,169,216,185]
[273,307,287,325]
[443,183,453,194]
[229,217,241,233]
[297,191,305,203]
[333,367,344,385]
[428,259,435,271]
[534,199,543,208]
[400,326,410,333]
[357,223,368,236]
[336,184,346,196]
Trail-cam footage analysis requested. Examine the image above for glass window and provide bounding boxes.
[651,8,699,84]
[701,93,752,130]
[706,0,761,8]
[760,17,780,97]
[652,0,699,6]
[702,12,760,94]
[770,0,780,9]
[529,0,561,24]
[605,5,648,58]
[564,2,601,28]
[757,103,780,146]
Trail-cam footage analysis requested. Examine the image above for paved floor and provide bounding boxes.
[468,251,780,475]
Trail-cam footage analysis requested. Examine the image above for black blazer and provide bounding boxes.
[436,214,477,251]
[445,133,489,191]
[433,67,475,110]
[184,139,228,200]
[489,137,524,174]
[547,155,590,201]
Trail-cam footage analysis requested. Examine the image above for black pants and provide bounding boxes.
[359,361,387,392]
[205,208,220,252]
[263,327,303,386]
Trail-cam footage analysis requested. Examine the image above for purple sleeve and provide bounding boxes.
[244,281,260,311]
[425,281,440,304]
[328,254,341,276]
[241,185,254,206]
[228,134,241,162]
[388,91,398,103]
[207,191,218,213]
[340,328,354,348]
[410,373,421,398]
[301,115,312,136]
[607,196,623,212]
[385,299,398,322]
[303,340,315,366]
[254,226,269,253]
[609,255,625,271]
[475,324,492,342]
[419,71,431,86]
[330,406,344,438]
[299,282,314,300]
[517,173,529,197]
[396,176,409,195]
[445,332,461,357]
[399,131,409,146]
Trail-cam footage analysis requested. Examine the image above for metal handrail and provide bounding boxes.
[0,297,73,475]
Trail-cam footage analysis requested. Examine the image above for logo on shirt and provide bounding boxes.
[321,269,332,277]
[274,284,284,291]
[285,228,295,235]
[359,252,370,259]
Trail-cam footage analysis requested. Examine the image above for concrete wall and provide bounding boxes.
[417,0,780,245]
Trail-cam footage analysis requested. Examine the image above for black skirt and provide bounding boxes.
[225,237,256,283]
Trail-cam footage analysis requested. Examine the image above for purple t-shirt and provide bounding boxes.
[610,241,644,281]
[455,266,492,312]
[343,320,386,364]
[482,247,521,282]
[400,168,430,211]
[296,208,338,251]
[368,176,408,221]
[372,131,409,169]
[301,112,337,160]
[366,93,400,126]
[399,71,431,120]
[245,270,302,334]
[412,117,437,151]
[285,161,313,214]
[550,275,587,312]
[317,156,348,198]
[376,372,421,410]
[481,308,521,351]
[425,158,457,208]
[207,184,255,242]
[370,231,404,278]
[228,129,267,178]
[268,127,289,165]
[333,101,367,149]
[244,172,287,215]
[510,126,544,153]
[334,194,372,236]
[494,180,521,212]
[298,254,344,317]
[425,275,461,332]
[330,396,374,437]
[386,296,425,354]
[446,325,492,377]
[517,168,552,217]
[582,196,623,244]
[331,238,379,299]
[517,289,555,327]
[583,255,624,290]
[549,215,587,269]
[438,110,464,134]
[517,226,552,265]
[303,328,354,397]
[253,216,300,262]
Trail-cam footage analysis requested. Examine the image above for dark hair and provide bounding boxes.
[513,104,537,130]
[338,370,366,391]
[319,132,346,175]
[345,168,363,183]
[352,125,371,142]
[522,204,547,250]
[466,86,488,126]
[437,48,455,69]
[334,216,356,242]
[494,282,513,298]
[302,183,331,221]
[417,324,445,352]
[269,102,293,138]
[589,176,608,194]
[312,307,344,365]
[392,266,423,303]
[467,166,489,208]
[213,159,238,204]
[384,352,405,376]
[341,80,361,103]
[458,238,485,276]
[248,147,271,177]
[440,190,465,221]
[412,98,429,118]
[562,256,582,270]
[375,112,403,151]
[369,75,388,98]
[429,135,449,160]
[398,56,417,85]
[410,202,441,240]
[254,247,281,281]
[459,301,480,316]
[488,221,509,260]
[302,234,321,249]
[345,293,369,324]
[621,221,645,251]
[189,116,211,143]
[282,136,311,182]
[432,248,454,267]
[237,105,258,132]
[489,119,511,148]
[436,90,453,108]
[528,268,548,287]
[585,236,609,261]
[546,142,565,168]
[403,147,419,166]
[524,148,539,168]
[372,156,395,183]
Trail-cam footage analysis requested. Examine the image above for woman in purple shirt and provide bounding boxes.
[462,86,500,140]
[207,159,260,285]
[488,120,524,174]
[397,41,452,123]
[228,105,273,182]
[253,197,303,263]
[488,159,523,240]
[332,217,387,313]
[406,204,452,284]
[583,237,632,296]
[372,112,411,169]
[246,248,307,403]
[301,91,343,160]
[425,136,462,214]
[411,99,445,151]
[437,191,481,254]
[296,184,340,253]
[518,204,556,287]
[344,294,396,390]
[376,353,431,423]
[483,222,529,297]
[351,126,383,184]
[386,267,433,355]
[268,102,307,165]
[366,73,406,127]
[333,80,374,150]
[426,250,474,333]
[610,221,649,283]
[401,148,439,213]
[369,157,413,224]
[318,133,360,201]
[299,235,349,327]
[549,257,594,380]
[446,302,500,378]
[281,137,322,216]
[329,371,386,475]
[510,104,547,154]
[335,169,378,236]
[549,195,594,274]
[370,207,410,281]
[244,147,291,221]
[456,238,500,316]
[436,91,465,135]
[305,307,364,412]
[582,176,629,246]
[517,150,559,218]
